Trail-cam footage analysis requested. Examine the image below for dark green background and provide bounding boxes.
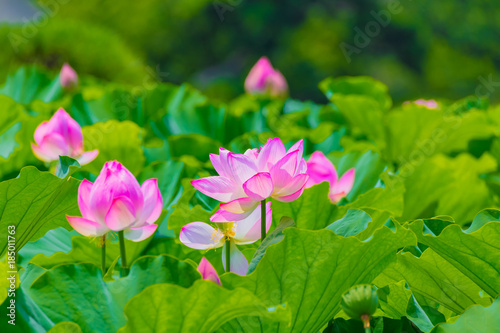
[1,0,498,103]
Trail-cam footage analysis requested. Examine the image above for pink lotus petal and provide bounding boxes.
[88,168,114,223]
[76,150,99,166]
[52,108,83,153]
[35,132,69,161]
[257,138,287,171]
[269,150,299,191]
[34,121,50,145]
[78,179,94,220]
[288,139,304,168]
[234,202,272,244]
[124,224,157,242]
[105,196,137,231]
[227,153,258,185]
[267,70,288,98]
[198,257,221,285]
[210,208,254,223]
[60,63,78,89]
[242,172,274,201]
[305,151,337,188]
[191,176,241,202]
[210,150,230,178]
[244,57,275,93]
[180,222,224,250]
[31,143,53,162]
[330,168,355,203]
[222,241,249,275]
[274,176,308,202]
[67,216,108,237]
[139,179,163,225]
[244,148,259,161]
[297,159,307,174]
[220,197,259,214]
[103,161,144,210]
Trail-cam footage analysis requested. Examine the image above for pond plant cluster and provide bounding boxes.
[0,58,499,333]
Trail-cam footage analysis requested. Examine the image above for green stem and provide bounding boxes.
[365,328,371,333]
[101,235,106,276]
[261,199,266,241]
[225,239,230,272]
[118,231,128,277]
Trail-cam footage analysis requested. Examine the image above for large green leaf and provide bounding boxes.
[398,153,496,222]
[48,322,83,333]
[247,216,295,274]
[271,177,403,233]
[409,220,500,298]
[0,167,80,256]
[82,120,145,176]
[375,248,492,314]
[28,255,200,332]
[168,134,222,162]
[430,297,500,333]
[118,280,291,333]
[29,235,151,271]
[219,225,416,333]
[326,209,372,237]
[0,96,47,180]
[327,149,386,202]
[0,66,63,105]
[384,107,495,165]
[319,76,392,111]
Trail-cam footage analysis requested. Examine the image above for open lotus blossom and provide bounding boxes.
[244,56,288,98]
[305,151,355,203]
[403,99,439,109]
[180,202,272,275]
[31,108,98,165]
[60,63,78,89]
[192,138,308,215]
[198,258,221,285]
[67,161,163,242]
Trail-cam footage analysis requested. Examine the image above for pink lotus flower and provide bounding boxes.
[180,202,272,275]
[60,63,78,89]
[67,161,163,242]
[192,138,308,215]
[305,151,355,203]
[244,57,288,98]
[403,99,439,109]
[31,108,98,165]
[198,258,221,285]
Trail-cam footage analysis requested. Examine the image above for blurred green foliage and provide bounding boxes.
[1,0,499,103]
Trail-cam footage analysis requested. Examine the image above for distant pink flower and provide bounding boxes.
[60,63,78,89]
[191,138,308,215]
[31,108,98,165]
[244,57,288,98]
[180,202,272,275]
[67,161,163,241]
[198,258,221,285]
[403,99,439,109]
[305,151,355,203]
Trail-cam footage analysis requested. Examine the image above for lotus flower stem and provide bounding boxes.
[118,231,129,277]
[101,235,106,276]
[225,239,230,272]
[261,199,267,240]
[362,314,371,333]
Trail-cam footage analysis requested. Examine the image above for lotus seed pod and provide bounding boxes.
[341,284,379,320]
